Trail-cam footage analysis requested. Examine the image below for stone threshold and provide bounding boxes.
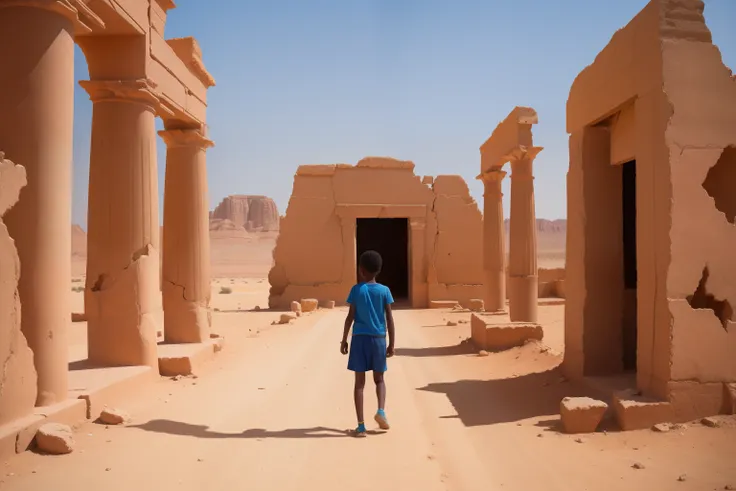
[157,336,225,377]
[0,364,157,462]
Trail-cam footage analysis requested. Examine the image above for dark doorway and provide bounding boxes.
[355,218,409,299]
[621,160,637,371]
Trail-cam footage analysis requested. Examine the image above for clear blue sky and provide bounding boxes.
[70,0,736,228]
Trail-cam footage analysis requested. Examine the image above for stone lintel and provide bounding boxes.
[167,37,216,88]
[480,107,539,173]
[0,0,105,34]
[79,78,160,108]
[158,128,214,149]
[335,204,426,219]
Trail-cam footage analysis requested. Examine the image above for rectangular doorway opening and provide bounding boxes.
[355,218,409,300]
[621,160,637,372]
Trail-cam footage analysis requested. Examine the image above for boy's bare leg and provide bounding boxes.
[374,371,390,430]
[373,371,386,410]
[354,372,366,425]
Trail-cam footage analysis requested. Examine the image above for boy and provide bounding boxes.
[340,250,395,437]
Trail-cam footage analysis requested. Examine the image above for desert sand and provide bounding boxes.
[3,274,735,490]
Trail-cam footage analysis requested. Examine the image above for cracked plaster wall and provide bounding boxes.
[0,154,37,425]
[269,158,483,308]
[663,27,736,390]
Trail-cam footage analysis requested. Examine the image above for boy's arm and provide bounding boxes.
[385,303,395,356]
[342,304,355,343]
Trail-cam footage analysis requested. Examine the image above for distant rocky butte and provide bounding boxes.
[210,195,279,232]
[504,218,566,234]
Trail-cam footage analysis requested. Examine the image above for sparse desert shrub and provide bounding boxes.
[219,286,232,294]
[71,286,84,293]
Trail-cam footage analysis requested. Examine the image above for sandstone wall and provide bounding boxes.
[0,153,37,425]
[564,0,736,418]
[662,23,736,411]
[211,195,279,232]
[269,158,484,308]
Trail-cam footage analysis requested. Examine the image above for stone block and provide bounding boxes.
[471,314,543,351]
[430,300,459,309]
[99,407,130,425]
[560,397,608,434]
[35,423,74,455]
[279,312,297,324]
[300,298,318,312]
[613,389,674,431]
[290,301,302,313]
[158,341,220,377]
[469,299,484,312]
[322,300,335,309]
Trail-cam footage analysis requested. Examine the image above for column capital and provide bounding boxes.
[476,168,507,183]
[158,128,214,150]
[0,0,104,33]
[505,145,544,163]
[79,79,159,110]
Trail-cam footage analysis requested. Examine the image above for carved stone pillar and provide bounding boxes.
[0,1,78,405]
[159,128,214,344]
[508,148,542,322]
[80,79,162,368]
[340,215,356,289]
[479,169,507,312]
[409,218,427,308]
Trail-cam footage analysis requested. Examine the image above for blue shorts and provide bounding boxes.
[347,335,387,373]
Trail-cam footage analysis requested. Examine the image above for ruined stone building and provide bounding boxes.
[0,0,214,454]
[269,158,484,309]
[562,0,736,423]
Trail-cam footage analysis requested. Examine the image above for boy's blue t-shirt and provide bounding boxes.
[346,282,394,337]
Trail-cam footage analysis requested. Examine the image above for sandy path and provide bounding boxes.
[4,308,736,490]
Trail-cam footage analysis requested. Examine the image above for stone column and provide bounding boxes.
[80,79,162,368]
[159,128,213,344]
[508,149,542,322]
[340,215,356,289]
[409,218,427,308]
[480,169,507,312]
[0,1,76,405]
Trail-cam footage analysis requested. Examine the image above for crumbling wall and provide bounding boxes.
[662,8,736,418]
[0,153,37,425]
[428,175,484,304]
[563,0,736,420]
[269,158,483,308]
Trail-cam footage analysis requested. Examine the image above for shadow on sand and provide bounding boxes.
[395,341,475,358]
[417,369,593,427]
[130,420,386,439]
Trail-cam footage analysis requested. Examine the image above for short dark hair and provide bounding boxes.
[359,250,382,275]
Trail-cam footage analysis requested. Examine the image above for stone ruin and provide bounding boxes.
[210,195,281,232]
[0,0,216,456]
[562,0,736,427]
[268,157,485,309]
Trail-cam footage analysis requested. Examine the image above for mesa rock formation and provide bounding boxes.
[211,195,279,232]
